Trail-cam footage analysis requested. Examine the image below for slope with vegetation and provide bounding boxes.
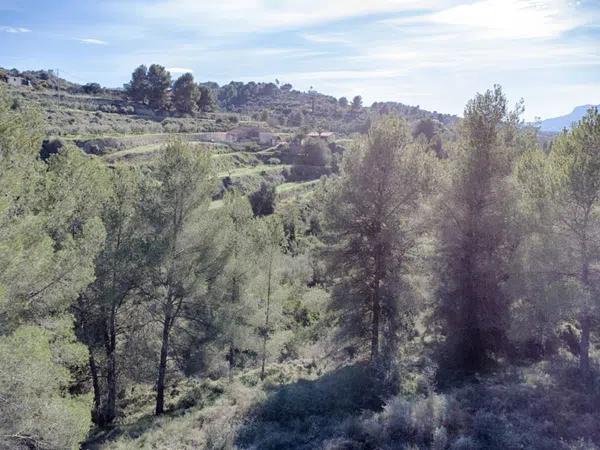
[0,72,599,450]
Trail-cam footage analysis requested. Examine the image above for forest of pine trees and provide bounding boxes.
[1,84,599,449]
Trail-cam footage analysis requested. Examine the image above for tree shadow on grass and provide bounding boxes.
[235,363,386,450]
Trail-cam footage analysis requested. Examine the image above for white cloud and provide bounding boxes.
[431,0,580,39]
[167,67,194,74]
[302,32,351,44]
[1,25,30,33]
[136,0,446,32]
[249,47,329,58]
[78,38,108,45]
[385,0,588,39]
[244,69,405,82]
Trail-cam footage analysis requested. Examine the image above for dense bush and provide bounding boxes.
[288,164,330,182]
[302,137,332,166]
[0,326,92,450]
[249,182,276,216]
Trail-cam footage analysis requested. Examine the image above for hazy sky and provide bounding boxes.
[1,0,599,119]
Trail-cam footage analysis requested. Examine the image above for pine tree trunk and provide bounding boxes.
[89,351,103,426]
[370,289,380,361]
[228,342,235,383]
[155,313,171,415]
[260,257,273,381]
[579,255,591,377]
[105,307,117,423]
[579,314,591,375]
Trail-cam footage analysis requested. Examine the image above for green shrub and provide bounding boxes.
[249,182,276,216]
[0,325,92,450]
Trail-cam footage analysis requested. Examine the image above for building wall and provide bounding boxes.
[7,76,23,87]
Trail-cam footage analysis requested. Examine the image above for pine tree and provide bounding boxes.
[517,107,600,376]
[77,166,144,425]
[253,215,286,379]
[324,116,435,362]
[0,88,106,449]
[197,85,217,112]
[146,64,171,111]
[140,141,216,414]
[125,65,149,103]
[172,73,198,114]
[211,192,258,381]
[435,86,522,373]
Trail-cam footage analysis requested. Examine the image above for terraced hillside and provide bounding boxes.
[6,83,339,210]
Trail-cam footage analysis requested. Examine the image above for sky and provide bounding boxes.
[1,0,599,120]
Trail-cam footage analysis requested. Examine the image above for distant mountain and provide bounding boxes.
[539,104,599,132]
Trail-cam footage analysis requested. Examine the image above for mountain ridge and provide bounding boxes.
[539,104,599,132]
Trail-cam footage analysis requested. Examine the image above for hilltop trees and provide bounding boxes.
[435,86,522,374]
[125,66,217,114]
[351,95,363,111]
[125,63,172,110]
[324,116,436,362]
[146,64,171,110]
[125,64,149,103]
[82,82,102,95]
[172,72,198,114]
[197,85,217,112]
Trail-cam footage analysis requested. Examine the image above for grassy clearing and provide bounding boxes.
[209,199,224,210]
[104,141,234,164]
[85,360,321,450]
[102,143,163,162]
[276,180,319,194]
[218,164,290,179]
[87,357,600,450]
[211,152,261,172]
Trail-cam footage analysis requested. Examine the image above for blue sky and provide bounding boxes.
[1,0,599,119]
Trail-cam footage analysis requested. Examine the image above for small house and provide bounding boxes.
[258,131,278,146]
[5,75,28,87]
[303,131,336,145]
[203,132,229,142]
[225,126,258,143]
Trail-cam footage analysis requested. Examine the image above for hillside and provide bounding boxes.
[1,67,455,208]
[2,69,599,450]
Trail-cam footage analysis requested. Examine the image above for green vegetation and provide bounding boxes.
[1,76,599,450]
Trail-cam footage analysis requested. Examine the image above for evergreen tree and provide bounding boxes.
[324,116,436,362]
[172,72,198,114]
[435,86,522,373]
[211,193,258,381]
[146,64,171,111]
[303,137,332,166]
[140,141,216,414]
[517,107,600,376]
[125,65,149,103]
[249,182,276,217]
[253,215,286,379]
[351,95,363,111]
[0,89,106,449]
[197,85,217,112]
[77,166,144,425]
